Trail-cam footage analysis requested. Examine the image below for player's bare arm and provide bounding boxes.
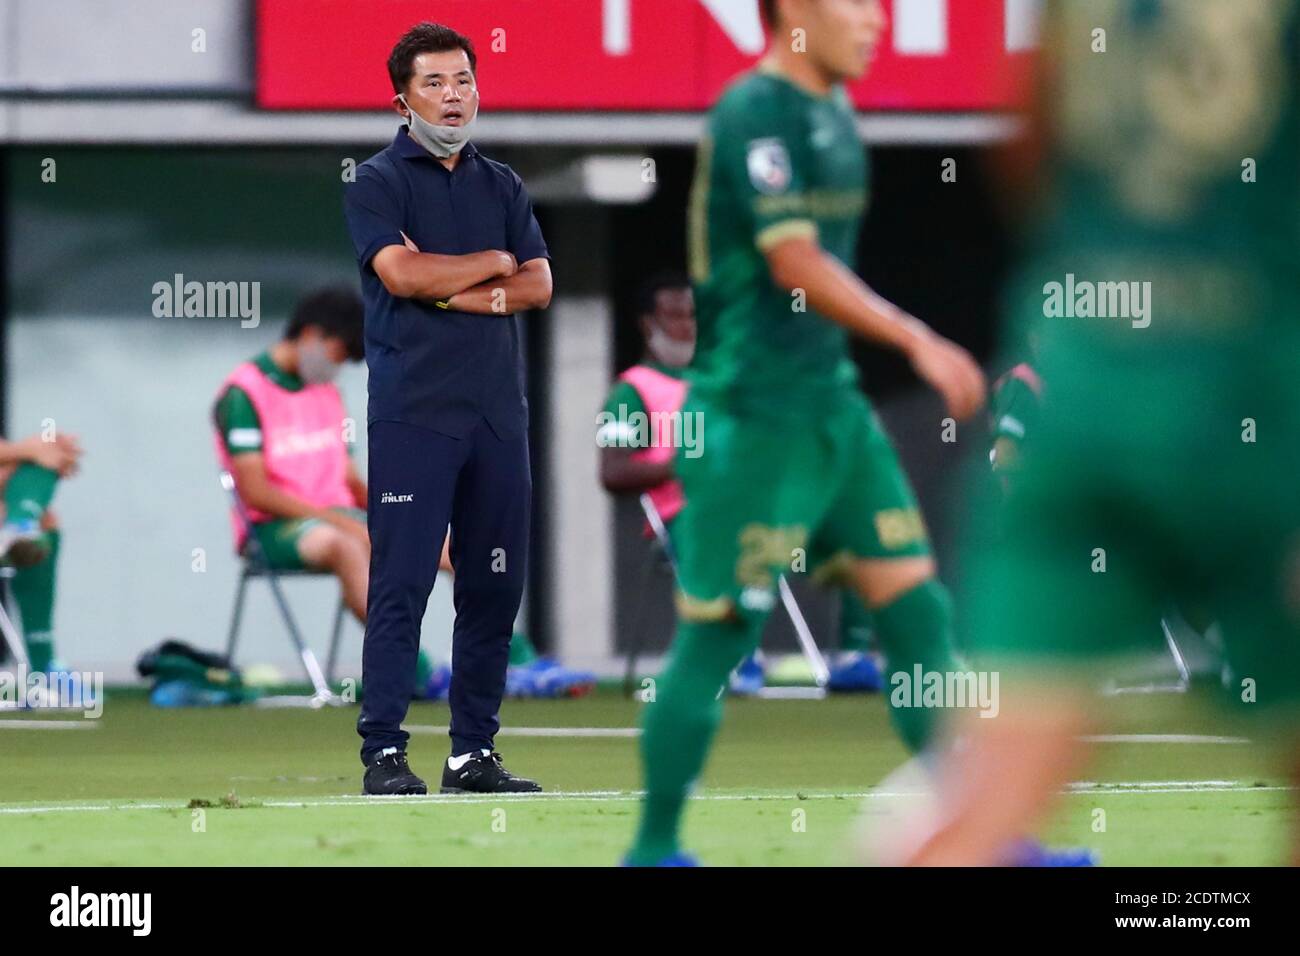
[599,444,674,494]
[0,433,82,476]
[229,452,368,545]
[763,236,987,421]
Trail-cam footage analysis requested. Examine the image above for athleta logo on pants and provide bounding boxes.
[380,492,414,504]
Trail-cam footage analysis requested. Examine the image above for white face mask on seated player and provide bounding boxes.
[647,325,695,368]
[297,339,343,385]
[399,92,479,159]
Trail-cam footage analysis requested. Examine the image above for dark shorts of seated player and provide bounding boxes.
[247,506,366,571]
[960,344,1300,719]
[671,389,932,624]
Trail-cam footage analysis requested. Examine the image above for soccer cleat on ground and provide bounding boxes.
[729,653,765,696]
[1004,839,1097,867]
[440,751,542,794]
[621,851,700,867]
[826,652,884,693]
[363,749,428,796]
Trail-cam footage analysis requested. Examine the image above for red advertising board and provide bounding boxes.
[257,0,1033,112]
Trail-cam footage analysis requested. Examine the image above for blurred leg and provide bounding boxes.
[12,527,60,671]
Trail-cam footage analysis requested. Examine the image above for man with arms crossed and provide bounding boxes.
[344,22,552,796]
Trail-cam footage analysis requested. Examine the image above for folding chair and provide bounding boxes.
[623,493,829,695]
[219,471,344,707]
[0,567,83,711]
[1101,614,1197,697]
[0,568,29,672]
[0,568,30,709]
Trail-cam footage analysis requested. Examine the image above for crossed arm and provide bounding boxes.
[371,235,552,314]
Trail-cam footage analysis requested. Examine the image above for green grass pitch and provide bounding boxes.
[0,689,1290,865]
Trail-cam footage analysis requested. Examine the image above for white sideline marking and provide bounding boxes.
[407,725,639,738]
[0,781,1291,816]
[1079,734,1249,745]
[0,719,99,730]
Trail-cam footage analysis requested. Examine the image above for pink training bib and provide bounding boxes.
[213,361,355,551]
[619,364,689,527]
[997,362,1043,398]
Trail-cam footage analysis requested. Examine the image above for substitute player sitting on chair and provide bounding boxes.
[212,288,370,621]
[213,287,479,694]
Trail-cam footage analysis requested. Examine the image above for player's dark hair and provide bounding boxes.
[285,286,365,361]
[636,271,691,320]
[759,0,778,29]
[388,22,477,94]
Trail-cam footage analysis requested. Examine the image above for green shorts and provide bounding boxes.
[672,391,930,623]
[248,507,366,571]
[964,335,1300,712]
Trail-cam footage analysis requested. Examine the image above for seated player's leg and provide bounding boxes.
[3,464,62,672]
[811,404,958,754]
[825,589,883,692]
[11,523,60,673]
[252,508,369,622]
[300,511,369,622]
[1,462,59,567]
[628,406,835,865]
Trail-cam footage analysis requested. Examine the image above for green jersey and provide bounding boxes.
[687,65,868,416]
[1014,1,1300,358]
[989,364,1042,448]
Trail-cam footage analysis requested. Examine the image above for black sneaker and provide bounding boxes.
[440,751,542,794]
[363,748,428,795]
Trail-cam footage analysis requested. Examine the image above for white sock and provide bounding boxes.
[447,749,491,771]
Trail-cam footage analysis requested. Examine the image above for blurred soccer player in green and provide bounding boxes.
[626,0,987,866]
[901,0,1300,865]
[988,360,1041,490]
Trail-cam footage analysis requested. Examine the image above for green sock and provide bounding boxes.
[415,648,434,688]
[12,529,59,672]
[871,578,960,754]
[838,589,875,653]
[509,631,538,666]
[630,615,762,864]
[4,462,58,524]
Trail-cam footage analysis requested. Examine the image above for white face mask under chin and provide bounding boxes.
[648,326,695,368]
[400,94,478,159]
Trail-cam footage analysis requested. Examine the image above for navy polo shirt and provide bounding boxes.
[343,127,549,439]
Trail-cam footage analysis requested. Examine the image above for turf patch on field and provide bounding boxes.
[0,691,1288,865]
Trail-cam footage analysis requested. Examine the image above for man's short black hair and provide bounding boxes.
[636,271,691,320]
[285,287,365,361]
[388,22,477,94]
[760,0,778,28]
